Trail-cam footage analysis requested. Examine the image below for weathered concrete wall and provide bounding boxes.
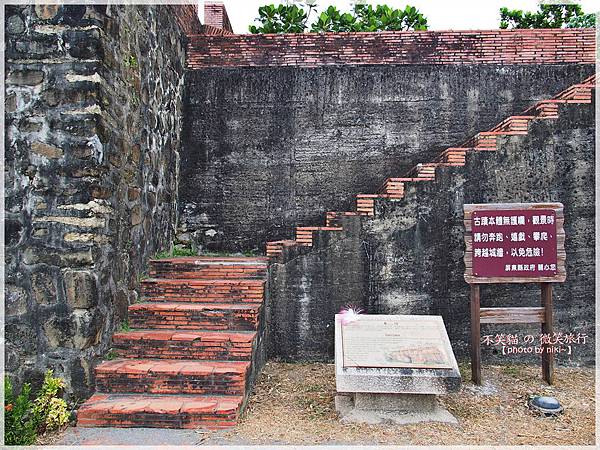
[5,4,198,397]
[180,64,595,252]
[268,99,595,363]
[267,216,369,360]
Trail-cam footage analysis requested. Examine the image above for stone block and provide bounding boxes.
[6,284,29,316]
[6,14,25,35]
[31,141,63,159]
[7,69,45,86]
[35,4,60,20]
[31,272,57,305]
[64,270,98,309]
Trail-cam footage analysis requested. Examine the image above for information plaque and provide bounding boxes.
[464,203,565,284]
[341,315,453,369]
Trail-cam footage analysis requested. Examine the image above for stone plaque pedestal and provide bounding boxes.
[335,392,457,425]
[335,314,461,424]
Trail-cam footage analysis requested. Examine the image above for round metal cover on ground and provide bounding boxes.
[529,396,563,415]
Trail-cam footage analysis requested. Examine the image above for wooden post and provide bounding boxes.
[470,284,482,385]
[541,282,554,384]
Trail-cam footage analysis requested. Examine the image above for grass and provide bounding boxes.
[153,245,262,259]
[172,247,197,257]
[119,320,130,332]
[153,247,198,259]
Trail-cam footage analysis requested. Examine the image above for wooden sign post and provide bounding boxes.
[463,203,566,385]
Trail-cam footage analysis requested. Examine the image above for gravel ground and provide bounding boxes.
[212,361,595,446]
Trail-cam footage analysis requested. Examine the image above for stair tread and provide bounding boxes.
[79,393,243,415]
[96,358,250,375]
[129,302,261,312]
[142,278,265,284]
[151,257,268,264]
[113,329,257,342]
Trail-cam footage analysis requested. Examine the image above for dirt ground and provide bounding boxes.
[50,361,595,446]
[213,361,595,446]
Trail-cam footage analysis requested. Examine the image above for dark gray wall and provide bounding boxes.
[267,99,595,364]
[180,64,595,252]
[5,4,191,397]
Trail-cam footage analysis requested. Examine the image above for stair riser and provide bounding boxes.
[95,373,246,396]
[141,283,264,303]
[149,266,267,280]
[78,414,237,429]
[114,340,254,361]
[129,309,259,331]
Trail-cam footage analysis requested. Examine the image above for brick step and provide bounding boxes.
[295,226,344,246]
[356,194,385,215]
[113,330,256,360]
[129,302,260,331]
[460,132,497,151]
[266,239,296,257]
[149,257,268,280]
[77,393,243,429]
[141,278,265,303]
[95,359,250,395]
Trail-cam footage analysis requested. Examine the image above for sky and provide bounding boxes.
[199,0,599,34]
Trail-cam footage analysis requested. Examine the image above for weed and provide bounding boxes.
[154,250,171,259]
[104,349,119,361]
[172,247,197,257]
[124,54,138,69]
[119,320,130,332]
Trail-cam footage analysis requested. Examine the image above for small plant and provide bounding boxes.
[119,320,130,332]
[4,370,70,445]
[124,54,138,69]
[154,250,171,259]
[104,348,119,360]
[154,246,197,259]
[4,377,38,445]
[33,371,69,434]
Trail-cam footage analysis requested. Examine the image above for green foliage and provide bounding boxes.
[154,245,197,259]
[567,13,596,28]
[311,6,357,32]
[251,3,428,33]
[124,54,138,69]
[350,4,428,32]
[104,348,119,360]
[120,319,130,332]
[4,371,70,445]
[32,371,69,433]
[172,246,197,257]
[4,378,39,445]
[249,3,315,33]
[154,250,171,259]
[499,4,594,29]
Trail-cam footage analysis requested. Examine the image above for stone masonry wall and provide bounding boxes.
[180,64,594,252]
[5,4,200,397]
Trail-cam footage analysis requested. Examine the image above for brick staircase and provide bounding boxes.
[266,74,596,258]
[77,256,268,429]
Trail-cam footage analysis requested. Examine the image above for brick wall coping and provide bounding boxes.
[187,28,595,68]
